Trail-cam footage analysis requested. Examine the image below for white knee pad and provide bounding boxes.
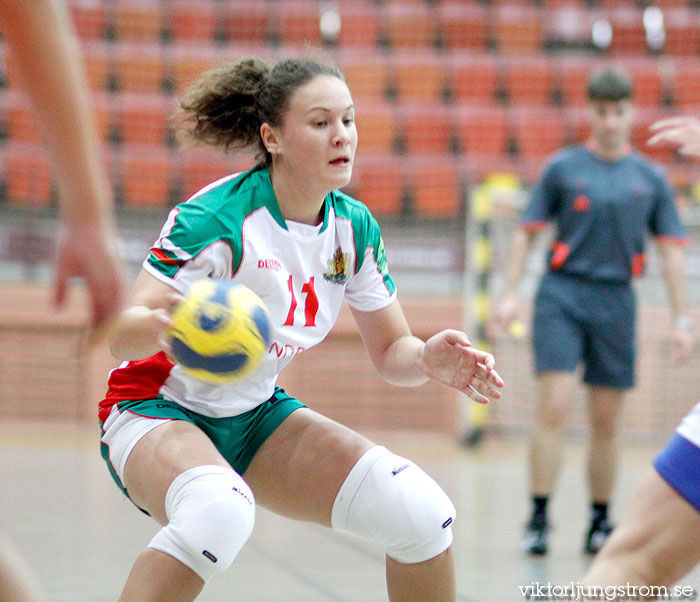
[148,465,255,582]
[331,446,455,564]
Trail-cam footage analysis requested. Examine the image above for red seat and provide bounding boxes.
[404,156,461,218]
[398,103,452,155]
[114,93,176,146]
[663,7,700,56]
[438,2,488,51]
[169,0,218,42]
[79,41,111,91]
[5,91,40,144]
[448,52,499,104]
[109,0,164,42]
[67,0,107,40]
[556,54,600,107]
[452,105,509,159]
[543,4,595,50]
[632,107,676,163]
[6,144,53,206]
[502,55,555,105]
[669,60,700,107]
[178,149,255,201]
[509,106,567,161]
[337,49,389,101]
[493,4,543,55]
[607,7,647,54]
[626,57,665,107]
[275,0,321,45]
[166,44,229,97]
[113,42,166,94]
[115,146,175,207]
[351,154,404,216]
[383,2,436,49]
[220,0,271,44]
[564,106,590,145]
[390,51,446,103]
[353,100,397,154]
[335,1,381,48]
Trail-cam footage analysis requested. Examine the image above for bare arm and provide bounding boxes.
[656,242,693,362]
[0,0,124,334]
[350,301,504,404]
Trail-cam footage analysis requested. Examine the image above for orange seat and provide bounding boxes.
[5,91,41,144]
[438,2,488,51]
[67,0,107,40]
[337,49,389,101]
[80,41,112,91]
[632,107,676,163]
[390,51,446,103]
[398,103,452,155]
[663,7,700,56]
[114,93,176,146]
[493,4,543,55]
[177,149,255,201]
[383,2,436,49]
[166,44,229,96]
[543,4,595,50]
[608,7,647,54]
[115,146,175,207]
[509,106,567,161]
[668,60,700,107]
[351,154,404,216]
[353,100,397,154]
[169,0,218,42]
[452,105,509,159]
[502,55,555,105]
[404,156,461,218]
[448,52,499,104]
[221,0,271,44]
[113,42,167,94]
[556,54,600,107]
[336,1,381,48]
[626,58,665,107]
[109,0,164,42]
[6,144,53,206]
[275,0,321,45]
[564,106,590,145]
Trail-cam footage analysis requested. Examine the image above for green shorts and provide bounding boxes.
[100,386,305,498]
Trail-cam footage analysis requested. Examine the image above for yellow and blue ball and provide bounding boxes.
[168,278,271,384]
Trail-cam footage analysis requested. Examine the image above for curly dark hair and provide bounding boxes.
[174,56,345,165]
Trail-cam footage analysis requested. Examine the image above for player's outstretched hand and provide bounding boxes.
[421,329,504,404]
[54,223,125,344]
[648,117,700,159]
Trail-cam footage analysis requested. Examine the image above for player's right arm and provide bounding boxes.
[109,270,181,361]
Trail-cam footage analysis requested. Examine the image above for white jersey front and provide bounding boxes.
[100,165,396,420]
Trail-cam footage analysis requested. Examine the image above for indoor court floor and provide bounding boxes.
[1,420,698,602]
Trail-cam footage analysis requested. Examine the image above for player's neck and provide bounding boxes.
[587,139,630,162]
[269,165,326,226]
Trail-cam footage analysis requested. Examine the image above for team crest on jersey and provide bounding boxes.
[323,246,349,284]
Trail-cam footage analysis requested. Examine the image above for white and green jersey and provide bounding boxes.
[102,165,396,419]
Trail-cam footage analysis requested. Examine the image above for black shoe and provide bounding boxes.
[584,519,613,554]
[522,518,549,555]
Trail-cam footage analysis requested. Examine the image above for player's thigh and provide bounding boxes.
[587,386,625,436]
[123,419,230,524]
[243,407,375,526]
[535,371,579,426]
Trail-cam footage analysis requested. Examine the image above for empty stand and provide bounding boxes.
[109,0,164,43]
[67,0,106,41]
[668,59,700,107]
[509,106,567,161]
[5,144,53,207]
[220,0,271,45]
[438,2,489,51]
[5,91,41,144]
[351,154,404,215]
[555,54,602,107]
[452,105,509,159]
[389,51,447,103]
[448,52,500,104]
[632,107,676,163]
[501,55,555,105]
[80,41,111,91]
[168,0,219,43]
[398,103,452,155]
[166,44,230,96]
[404,156,461,218]
[275,0,322,45]
[662,6,700,56]
[564,106,590,146]
[335,1,381,49]
[543,4,596,51]
[113,93,176,146]
[607,7,648,55]
[113,42,167,94]
[382,2,436,49]
[114,146,174,207]
[177,149,255,201]
[353,100,398,154]
[338,50,389,101]
[492,4,543,55]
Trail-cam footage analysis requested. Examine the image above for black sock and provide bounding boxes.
[591,501,608,526]
[532,496,549,524]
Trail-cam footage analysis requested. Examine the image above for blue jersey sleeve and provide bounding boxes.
[520,156,561,229]
[647,167,689,243]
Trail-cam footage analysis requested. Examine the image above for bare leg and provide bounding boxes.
[529,371,578,496]
[583,468,700,587]
[245,408,456,602]
[0,537,45,602]
[586,386,625,503]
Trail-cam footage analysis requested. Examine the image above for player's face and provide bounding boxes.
[275,74,357,192]
[588,100,634,154]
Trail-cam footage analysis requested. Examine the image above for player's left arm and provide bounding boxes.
[656,241,693,363]
[350,302,504,404]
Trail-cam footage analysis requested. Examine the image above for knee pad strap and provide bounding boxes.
[148,465,255,582]
[331,446,455,564]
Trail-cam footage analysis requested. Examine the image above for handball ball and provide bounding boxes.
[168,278,271,385]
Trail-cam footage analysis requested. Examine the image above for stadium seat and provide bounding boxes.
[382,2,437,49]
[113,42,167,94]
[668,59,700,107]
[607,7,648,54]
[67,0,107,40]
[563,106,590,145]
[338,49,389,101]
[80,41,111,91]
[390,51,447,103]
[5,91,41,144]
[543,4,595,51]
[177,149,255,201]
[452,104,509,159]
[335,1,381,49]
[166,44,230,97]
[447,52,499,104]
[275,0,321,45]
[169,0,219,43]
[631,107,676,163]
[114,146,175,207]
[501,55,555,105]
[113,93,176,146]
[492,4,543,55]
[626,57,665,107]
[663,7,700,56]
[398,103,452,155]
[437,2,489,51]
[5,144,53,206]
[404,156,461,218]
[353,100,397,154]
[509,106,567,161]
[220,0,271,44]
[351,154,404,216]
[555,54,600,107]
[109,0,164,43]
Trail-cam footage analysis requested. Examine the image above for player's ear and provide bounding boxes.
[260,123,280,156]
